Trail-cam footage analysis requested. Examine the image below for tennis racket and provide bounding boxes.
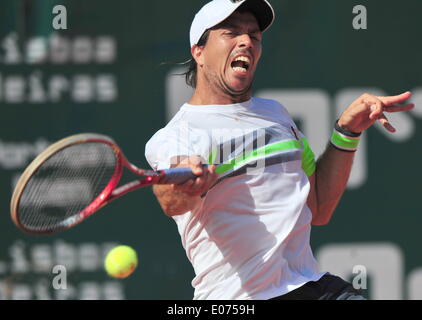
[10,133,200,235]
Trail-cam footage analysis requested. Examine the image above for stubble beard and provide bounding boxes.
[205,69,253,102]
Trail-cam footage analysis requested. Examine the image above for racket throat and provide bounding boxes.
[110,179,150,201]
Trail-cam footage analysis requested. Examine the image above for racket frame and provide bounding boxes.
[10,133,125,234]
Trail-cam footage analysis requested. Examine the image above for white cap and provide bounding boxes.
[190,0,275,48]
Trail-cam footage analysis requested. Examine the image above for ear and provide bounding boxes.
[191,45,205,67]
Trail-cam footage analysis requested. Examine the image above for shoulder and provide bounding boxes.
[145,109,208,154]
[144,118,193,170]
[145,117,179,151]
[145,123,186,152]
[251,97,292,119]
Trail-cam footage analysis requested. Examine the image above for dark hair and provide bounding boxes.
[183,30,211,88]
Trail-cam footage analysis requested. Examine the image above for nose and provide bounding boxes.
[238,33,253,49]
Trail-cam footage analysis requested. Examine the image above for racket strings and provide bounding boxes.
[21,155,74,230]
[18,142,117,233]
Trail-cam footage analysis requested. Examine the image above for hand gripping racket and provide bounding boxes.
[10,133,198,235]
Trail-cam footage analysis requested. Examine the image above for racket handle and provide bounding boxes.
[160,166,209,185]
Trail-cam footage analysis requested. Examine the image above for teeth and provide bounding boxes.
[233,66,247,72]
[235,56,250,64]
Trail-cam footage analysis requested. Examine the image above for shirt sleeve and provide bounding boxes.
[145,128,188,171]
[145,123,211,171]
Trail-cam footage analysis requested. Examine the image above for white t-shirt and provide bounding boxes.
[145,97,325,300]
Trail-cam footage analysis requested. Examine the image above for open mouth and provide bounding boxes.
[230,56,251,73]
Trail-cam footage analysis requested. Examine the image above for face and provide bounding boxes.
[193,11,263,100]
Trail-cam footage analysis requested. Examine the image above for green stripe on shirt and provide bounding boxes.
[216,140,302,175]
[301,138,316,177]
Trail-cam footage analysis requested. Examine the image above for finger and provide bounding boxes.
[179,173,205,195]
[189,156,204,175]
[368,101,384,120]
[191,163,204,176]
[195,168,217,192]
[384,103,415,113]
[199,171,218,195]
[194,174,207,188]
[195,174,211,195]
[173,179,194,190]
[378,113,396,133]
[191,166,203,176]
[376,91,412,106]
[203,169,217,187]
[208,165,217,175]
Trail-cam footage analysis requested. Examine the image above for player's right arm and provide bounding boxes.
[152,155,218,217]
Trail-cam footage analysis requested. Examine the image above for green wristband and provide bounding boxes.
[330,129,361,152]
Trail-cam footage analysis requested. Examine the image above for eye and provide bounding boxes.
[250,34,262,41]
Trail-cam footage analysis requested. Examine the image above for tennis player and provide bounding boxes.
[145,0,414,300]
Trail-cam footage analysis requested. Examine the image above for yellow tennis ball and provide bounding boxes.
[104,245,138,279]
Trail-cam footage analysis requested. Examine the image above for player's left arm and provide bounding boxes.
[308,91,415,226]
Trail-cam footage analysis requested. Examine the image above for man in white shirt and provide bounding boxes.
[145,0,414,300]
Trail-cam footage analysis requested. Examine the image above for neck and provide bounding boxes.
[188,76,252,105]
